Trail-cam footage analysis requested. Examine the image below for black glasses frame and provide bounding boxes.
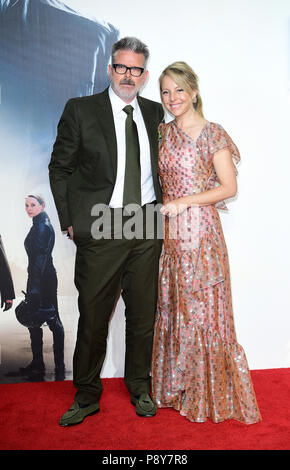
[112,64,145,77]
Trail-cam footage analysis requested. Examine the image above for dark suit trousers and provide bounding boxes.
[72,206,162,404]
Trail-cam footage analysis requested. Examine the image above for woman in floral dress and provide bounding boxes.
[151,62,261,424]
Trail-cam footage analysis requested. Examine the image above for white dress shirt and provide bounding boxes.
[108,86,156,208]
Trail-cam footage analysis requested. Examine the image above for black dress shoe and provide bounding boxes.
[131,393,157,417]
[19,361,45,375]
[59,401,100,426]
[55,364,65,381]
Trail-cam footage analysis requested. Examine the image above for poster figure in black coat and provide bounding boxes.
[20,195,65,380]
[0,235,15,311]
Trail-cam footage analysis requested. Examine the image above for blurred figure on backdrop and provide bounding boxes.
[19,195,65,381]
[0,0,119,186]
[0,235,15,311]
[151,62,261,424]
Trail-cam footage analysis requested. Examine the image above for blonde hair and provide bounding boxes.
[27,194,45,207]
[159,61,204,117]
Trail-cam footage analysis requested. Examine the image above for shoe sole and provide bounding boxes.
[59,408,99,427]
[136,410,156,417]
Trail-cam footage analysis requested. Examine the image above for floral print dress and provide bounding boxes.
[151,120,261,424]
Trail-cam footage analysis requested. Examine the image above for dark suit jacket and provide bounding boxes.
[49,88,164,237]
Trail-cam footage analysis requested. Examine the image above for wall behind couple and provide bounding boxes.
[0,0,289,384]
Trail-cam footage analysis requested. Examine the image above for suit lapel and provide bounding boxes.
[94,88,118,182]
[92,91,158,184]
[137,96,158,175]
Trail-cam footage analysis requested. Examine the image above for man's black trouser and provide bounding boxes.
[72,204,162,404]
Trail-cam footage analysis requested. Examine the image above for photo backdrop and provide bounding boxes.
[0,0,289,384]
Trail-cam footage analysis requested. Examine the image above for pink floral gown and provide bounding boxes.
[151,120,261,424]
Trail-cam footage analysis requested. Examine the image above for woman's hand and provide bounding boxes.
[160,197,190,217]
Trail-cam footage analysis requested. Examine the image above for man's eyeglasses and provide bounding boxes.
[112,64,145,77]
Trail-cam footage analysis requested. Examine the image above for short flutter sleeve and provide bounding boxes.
[207,124,241,211]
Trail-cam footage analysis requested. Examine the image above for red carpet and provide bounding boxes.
[0,368,289,450]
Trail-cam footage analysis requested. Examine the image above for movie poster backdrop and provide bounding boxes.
[0,0,119,383]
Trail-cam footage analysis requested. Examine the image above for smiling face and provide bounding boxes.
[108,49,149,103]
[160,74,197,118]
[25,197,44,218]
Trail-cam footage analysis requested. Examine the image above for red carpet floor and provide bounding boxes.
[0,368,289,450]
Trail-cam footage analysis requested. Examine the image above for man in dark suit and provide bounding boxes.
[49,37,164,426]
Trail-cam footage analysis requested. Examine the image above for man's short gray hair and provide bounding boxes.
[111,37,149,68]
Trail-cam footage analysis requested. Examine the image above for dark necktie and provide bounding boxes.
[122,105,141,209]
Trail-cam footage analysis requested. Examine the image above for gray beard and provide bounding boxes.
[110,79,141,102]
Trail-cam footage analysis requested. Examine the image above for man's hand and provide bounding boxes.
[67,226,74,240]
[1,299,13,311]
